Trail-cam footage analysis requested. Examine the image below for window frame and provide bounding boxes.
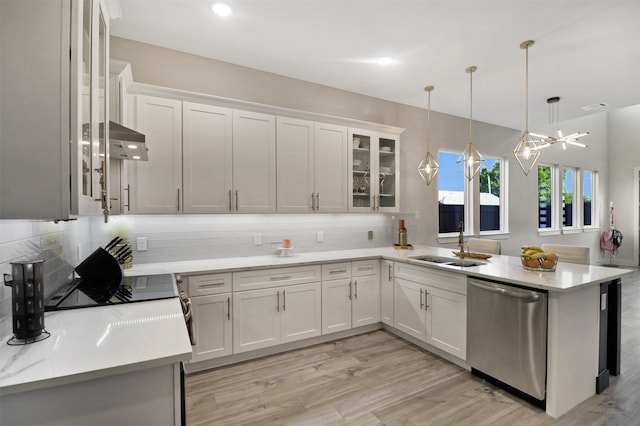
[437,151,508,239]
[582,169,598,230]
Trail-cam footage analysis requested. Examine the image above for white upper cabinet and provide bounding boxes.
[232,110,277,212]
[130,95,183,213]
[349,129,399,212]
[182,102,233,213]
[314,123,349,212]
[276,117,348,213]
[0,0,108,220]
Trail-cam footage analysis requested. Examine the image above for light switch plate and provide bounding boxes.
[317,231,323,242]
[136,237,148,252]
[254,233,262,246]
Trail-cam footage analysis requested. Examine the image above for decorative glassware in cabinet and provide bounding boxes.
[352,134,372,208]
[378,138,396,209]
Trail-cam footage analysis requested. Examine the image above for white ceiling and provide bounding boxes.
[109,0,640,132]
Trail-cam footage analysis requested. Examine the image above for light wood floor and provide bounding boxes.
[186,271,640,425]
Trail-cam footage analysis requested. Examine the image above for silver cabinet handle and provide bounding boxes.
[235,190,239,211]
[469,280,541,301]
[227,296,231,320]
[311,193,315,211]
[276,290,280,312]
[388,263,392,281]
[270,275,291,281]
[123,184,131,212]
[348,281,352,301]
[420,288,424,310]
[282,290,286,312]
[198,282,225,288]
[354,280,358,300]
[358,265,374,271]
[316,192,320,211]
[425,290,429,311]
[175,274,183,285]
[228,190,232,211]
[329,269,347,275]
[177,188,180,212]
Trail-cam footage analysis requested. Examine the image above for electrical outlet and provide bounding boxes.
[77,244,82,262]
[368,230,373,240]
[136,237,148,251]
[254,233,262,246]
[317,231,323,242]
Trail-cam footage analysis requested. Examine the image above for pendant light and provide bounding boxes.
[537,96,589,150]
[513,40,545,176]
[457,66,484,181]
[418,85,439,185]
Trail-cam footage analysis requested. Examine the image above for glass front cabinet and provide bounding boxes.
[348,129,399,212]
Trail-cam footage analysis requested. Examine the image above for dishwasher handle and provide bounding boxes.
[469,280,540,302]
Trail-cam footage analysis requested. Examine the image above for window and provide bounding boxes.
[538,164,598,233]
[538,164,554,229]
[562,167,577,228]
[583,170,596,227]
[438,152,506,235]
[438,151,466,234]
[479,157,502,231]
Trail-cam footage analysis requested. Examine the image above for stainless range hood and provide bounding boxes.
[89,121,148,161]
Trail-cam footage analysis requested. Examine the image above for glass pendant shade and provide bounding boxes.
[513,131,542,176]
[418,151,439,184]
[457,141,484,180]
[418,85,439,185]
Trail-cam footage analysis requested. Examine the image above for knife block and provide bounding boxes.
[75,247,122,283]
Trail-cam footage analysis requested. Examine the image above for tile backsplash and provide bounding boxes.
[1,213,397,339]
[89,214,396,264]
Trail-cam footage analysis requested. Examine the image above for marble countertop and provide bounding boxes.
[0,298,192,397]
[127,245,634,293]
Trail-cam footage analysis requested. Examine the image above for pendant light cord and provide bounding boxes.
[525,44,529,132]
[427,90,431,151]
[469,68,473,140]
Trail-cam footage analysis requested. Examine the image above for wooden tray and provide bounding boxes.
[452,251,492,259]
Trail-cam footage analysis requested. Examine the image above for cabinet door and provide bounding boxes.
[426,286,467,359]
[314,123,348,212]
[394,278,426,341]
[183,102,233,213]
[232,110,276,212]
[380,260,394,326]
[351,274,380,327]
[276,117,314,212]
[233,288,280,353]
[321,279,352,334]
[280,283,322,344]
[376,134,399,212]
[348,130,374,212]
[191,294,232,362]
[130,95,182,213]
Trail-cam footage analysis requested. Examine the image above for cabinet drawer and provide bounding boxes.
[352,259,380,277]
[322,262,352,280]
[187,273,232,296]
[233,265,321,292]
[394,262,466,295]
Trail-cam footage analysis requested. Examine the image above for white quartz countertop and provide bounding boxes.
[127,246,634,293]
[0,298,192,396]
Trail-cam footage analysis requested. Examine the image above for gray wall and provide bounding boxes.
[111,36,627,264]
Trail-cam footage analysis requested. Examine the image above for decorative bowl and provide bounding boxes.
[520,255,558,272]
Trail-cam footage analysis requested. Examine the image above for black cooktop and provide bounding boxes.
[45,274,178,311]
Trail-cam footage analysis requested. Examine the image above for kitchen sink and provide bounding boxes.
[409,255,487,268]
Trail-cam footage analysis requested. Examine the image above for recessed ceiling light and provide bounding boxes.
[211,3,232,17]
[127,144,138,149]
[377,57,392,66]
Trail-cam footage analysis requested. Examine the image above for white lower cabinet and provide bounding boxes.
[191,294,232,362]
[187,273,233,363]
[233,282,321,353]
[394,263,467,360]
[381,260,394,326]
[321,260,380,335]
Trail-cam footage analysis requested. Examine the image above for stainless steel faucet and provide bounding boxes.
[458,221,465,258]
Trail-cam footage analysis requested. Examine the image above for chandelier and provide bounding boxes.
[457,66,484,181]
[418,85,439,185]
[536,96,589,150]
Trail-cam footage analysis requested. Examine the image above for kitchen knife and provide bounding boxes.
[112,244,129,258]
[120,254,133,265]
[117,250,132,264]
[104,237,122,252]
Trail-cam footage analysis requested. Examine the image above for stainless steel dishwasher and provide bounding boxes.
[467,278,548,405]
